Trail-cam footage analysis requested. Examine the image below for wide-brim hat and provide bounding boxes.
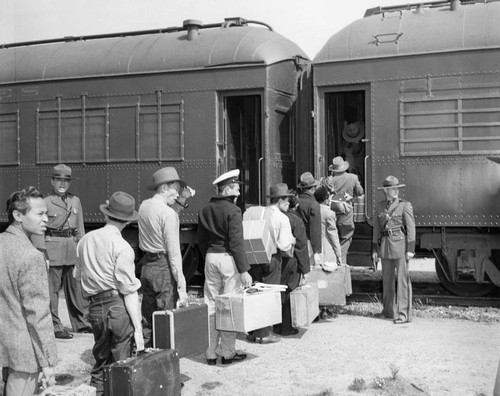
[297,172,319,189]
[267,183,292,198]
[148,167,185,191]
[46,164,78,180]
[100,191,138,222]
[488,157,500,164]
[342,121,365,143]
[213,169,242,187]
[328,156,349,173]
[377,175,406,190]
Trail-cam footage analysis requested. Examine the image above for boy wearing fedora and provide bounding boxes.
[371,176,416,324]
[322,156,364,266]
[138,166,188,347]
[245,183,296,343]
[75,191,143,395]
[198,169,253,365]
[34,164,91,339]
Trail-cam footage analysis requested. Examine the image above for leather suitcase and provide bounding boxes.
[103,349,181,396]
[290,283,320,328]
[307,264,352,306]
[152,303,209,358]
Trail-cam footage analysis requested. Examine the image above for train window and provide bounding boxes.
[275,109,293,160]
[0,112,19,165]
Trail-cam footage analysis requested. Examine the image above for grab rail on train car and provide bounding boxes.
[258,157,264,206]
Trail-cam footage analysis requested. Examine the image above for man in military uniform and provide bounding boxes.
[371,176,416,324]
[38,164,91,339]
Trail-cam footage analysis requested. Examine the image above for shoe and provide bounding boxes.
[324,308,338,318]
[313,315,320,323]
[393,318,408,324]
[207,358,217,366]
[280,328,299,336]
[256,333,280,344]
[246,334,257,343]
[55,330,73,339]
[221,353,247,365]
[374,312,391,319]
[77,327,93,334]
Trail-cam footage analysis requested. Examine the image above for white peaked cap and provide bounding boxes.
[213,169,241,186]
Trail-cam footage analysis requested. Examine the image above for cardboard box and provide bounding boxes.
[152,304,209,358]
[290,284,320,328]
[242,206,276,264]
[215,290,282,333]
[307,264,352,306]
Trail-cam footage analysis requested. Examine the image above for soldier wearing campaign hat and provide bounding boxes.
[372,175,416,325]
[198,169,252,365]
[33,164,91,339]
[137,166,189,347]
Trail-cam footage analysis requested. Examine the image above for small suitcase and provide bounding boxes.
[290,283,320,328]
[103,349,181,396]
[307,264,352,306]
[152,303,209,358]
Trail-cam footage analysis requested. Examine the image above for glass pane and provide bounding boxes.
[0,117,17,164]
[39,117,58,162]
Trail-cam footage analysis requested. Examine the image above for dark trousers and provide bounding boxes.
[275,256,300,334]
[139,256,178,348]
[249,253,282,338]
[337,212,355,265]
[88,294,133,396]
[49,265,89,332]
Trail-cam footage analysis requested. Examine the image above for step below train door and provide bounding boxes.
[219,93,263,211]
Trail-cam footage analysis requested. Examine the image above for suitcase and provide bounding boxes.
[152,303,209,358]
[103,349,181,396]
[215,289,282,332]
[307,264,352,306]
[290,283,320,328]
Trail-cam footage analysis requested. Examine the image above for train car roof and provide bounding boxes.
[314,0,500,63]
[0,19,308,83]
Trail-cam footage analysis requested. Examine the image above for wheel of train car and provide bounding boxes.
[182,244,201,283]
[434,249,496,297]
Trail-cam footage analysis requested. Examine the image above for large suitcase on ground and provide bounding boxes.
[215,289,282,332]
[103,349,181,396]
[290,283,320,328]
[307,264,352,306]
[152,303,209,358]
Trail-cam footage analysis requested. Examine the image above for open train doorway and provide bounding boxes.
[324,91,366,186]
[220,94,262,211]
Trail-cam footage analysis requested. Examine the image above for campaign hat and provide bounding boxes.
[267,183,292,198]
[328,156,349,173]
[100,191,138,222]
[46,164,78,180]
[377,175,406,190]
[213,169,241,187]
[148,167,185,191]
[297,172,319,189]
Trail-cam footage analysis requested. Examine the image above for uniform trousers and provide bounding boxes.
[336,211,354,265]
[249,253,282,338]
[274,256,300,334]
[204,253,242,360]
[3,368,38,396]
[381,257,412,321]
[494,357,500,396]
[140,255,178,348]
[49,265,89,332]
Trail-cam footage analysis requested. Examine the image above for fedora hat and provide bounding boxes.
[297,172,319,189]
[100,191,138,222]
[342,121,364,143]
[267,183,292,198]
[148,167,185,191]
[46,164,78,180]
[328,156,349,173]
[377,175,406,190]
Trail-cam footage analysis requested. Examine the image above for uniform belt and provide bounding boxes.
[144,251,166,261]
[381,227,402,237]
[46,228,77,238]
[87,289,120,302]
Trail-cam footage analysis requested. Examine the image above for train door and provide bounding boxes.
[219,94,262,210]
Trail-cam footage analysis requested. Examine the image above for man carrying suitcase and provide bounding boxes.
[198,169,253,365]
[75,192,144,395]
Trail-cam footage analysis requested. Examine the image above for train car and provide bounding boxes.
[0,18,312,280]
[313,0,500,296]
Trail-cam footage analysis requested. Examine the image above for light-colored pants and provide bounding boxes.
[204,252,242,359]
[5,369,38,396]
[381,257,412,321]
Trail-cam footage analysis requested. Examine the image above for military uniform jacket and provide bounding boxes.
[372,198,416,259]
[36,192,85,266]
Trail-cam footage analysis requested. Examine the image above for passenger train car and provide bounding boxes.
[1,1,500,296]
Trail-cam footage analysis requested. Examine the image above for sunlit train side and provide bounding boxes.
[0,18,312,280]
[313,0,500,296]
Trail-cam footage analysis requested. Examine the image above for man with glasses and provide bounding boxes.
[138,167,189,347]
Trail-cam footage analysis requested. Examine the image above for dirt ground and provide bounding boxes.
[8,264,500,395]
